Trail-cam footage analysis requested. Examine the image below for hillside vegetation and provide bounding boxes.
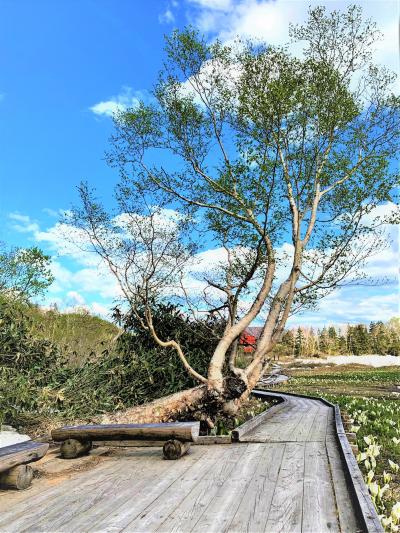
[25,306,120,365]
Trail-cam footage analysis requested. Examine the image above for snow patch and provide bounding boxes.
[297,354,400,368]
[0,431,30,449]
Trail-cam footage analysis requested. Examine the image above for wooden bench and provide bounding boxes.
[0,441,49,490]
[51,422,200,460]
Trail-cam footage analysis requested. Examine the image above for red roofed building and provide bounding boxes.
[239,332,257,353]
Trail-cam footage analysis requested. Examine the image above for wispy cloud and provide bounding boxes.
[9,213,40,234]
[159,8,175,24]
[90,86,146,118]
[188,0,232,10]
[159,0,179,24]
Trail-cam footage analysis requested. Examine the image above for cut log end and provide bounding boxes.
[163,439,191,460]
[0,464,34,490]
[60,439,92,459]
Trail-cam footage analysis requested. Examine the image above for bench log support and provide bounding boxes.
[0,441,49,490]
[163,440,191,460]
[60,439,92,459]
[0,464,33,490]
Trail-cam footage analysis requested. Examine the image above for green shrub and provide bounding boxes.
[0,298,222,430]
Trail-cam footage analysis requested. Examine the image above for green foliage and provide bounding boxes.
[0,298,221,430]
[0,295,64,425]
[294,327,304,357]
[115,301,225,374]
[0,244,54,300]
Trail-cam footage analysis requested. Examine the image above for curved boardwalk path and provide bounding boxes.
[0,392,381,533]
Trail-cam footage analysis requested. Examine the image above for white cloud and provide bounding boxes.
[66,290,85,306]
[10,200,398,325]
[288,288,399,328]
[90,87,145,117]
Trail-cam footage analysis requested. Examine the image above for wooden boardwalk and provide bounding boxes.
[0,392,381,532]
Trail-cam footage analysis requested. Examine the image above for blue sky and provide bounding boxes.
[1,0,398,326]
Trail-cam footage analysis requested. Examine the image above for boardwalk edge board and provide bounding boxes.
[251,388,384,533]
[231,396,288,442]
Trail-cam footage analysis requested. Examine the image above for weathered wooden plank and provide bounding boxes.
[264,442,305,533]
[121,445,233,532]
[238,401,295,442]
[189,444,264,533]
[194,435,232,445]
[0,441,48,473]
[92,435,232,447]
[93,439,167,447]
[302,441,340,533]
[17,449,180,533]
[227,443,284,532]
[242,399,309,443]
[51,422,200,442]
[0,450,157,531]
[156,444,247,533]
[84,447,220,532]
[231,399,287,441]
[293,404,320,442]
[308,406,330,442]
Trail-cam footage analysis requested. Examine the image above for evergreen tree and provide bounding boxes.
[319,327,330,354]
[351,324,369,355]
[294,327,304,358]
[327,326,338,355]
[281,330,295,356]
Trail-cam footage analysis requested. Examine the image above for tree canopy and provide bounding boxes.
[70,5,399,413]
[0,244,54,301]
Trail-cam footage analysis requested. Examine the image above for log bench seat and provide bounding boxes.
[0,441,49,490]
[51,422,200,460]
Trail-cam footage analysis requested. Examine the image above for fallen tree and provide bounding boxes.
[69,6,399,423]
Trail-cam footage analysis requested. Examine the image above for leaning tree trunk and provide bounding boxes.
[221,358,269,415]
[100,386,208,424]
[98,359,268,426]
